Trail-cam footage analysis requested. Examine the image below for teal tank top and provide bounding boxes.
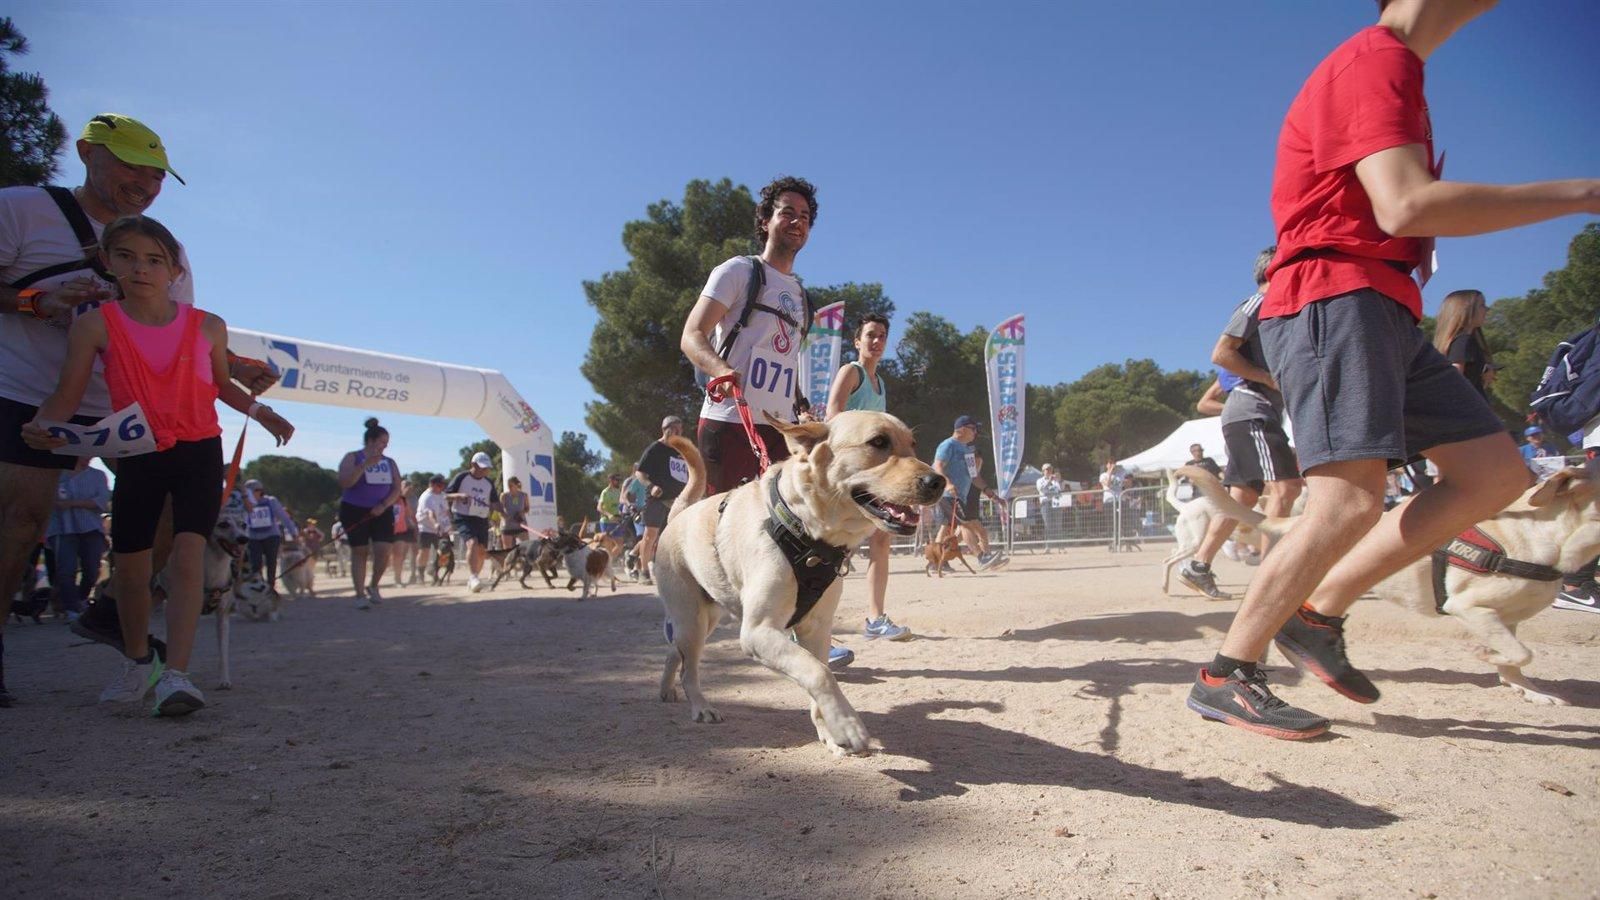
[844,361,886,412]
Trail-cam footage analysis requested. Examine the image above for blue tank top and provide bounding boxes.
[342,451,396,507]
[844,361,886,412]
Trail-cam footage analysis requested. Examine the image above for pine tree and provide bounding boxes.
[0,18,67,187]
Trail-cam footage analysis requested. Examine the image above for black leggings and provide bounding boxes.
[248,536,282,583]
[111,437,224,553]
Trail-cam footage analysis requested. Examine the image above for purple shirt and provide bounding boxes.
[342,452,398,507]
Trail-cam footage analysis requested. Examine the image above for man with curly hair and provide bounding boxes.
[681,176,817,494]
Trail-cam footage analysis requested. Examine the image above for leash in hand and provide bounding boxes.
[706,374,772,475]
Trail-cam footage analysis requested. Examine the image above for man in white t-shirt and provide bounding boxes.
[446,452,502,592]
[680,176,817,495]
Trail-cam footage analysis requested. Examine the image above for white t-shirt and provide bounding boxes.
[697,257,804,426]
[0,186,195,415]
[415,489,451,534]
[446,471,497,519]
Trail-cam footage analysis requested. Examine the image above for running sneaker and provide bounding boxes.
[152,669,205,717]
[1553,582,1600,614]
[355,587,371,611]
[70,597,167,658]
[827,645,855,669]
[366,584,385,605]
[864,615,912,641]
[99,653,164,704]
[467,575,482,593]
[1178,561,1233,601]
[1273,607,1380,703]
[977,551,1003,571]
[1186,666,1329,740]
[1221,540,1242,562]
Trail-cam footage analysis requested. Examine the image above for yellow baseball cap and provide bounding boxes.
[79,114,184,184]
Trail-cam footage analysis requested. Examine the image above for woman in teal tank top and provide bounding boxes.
[825,314,910,649]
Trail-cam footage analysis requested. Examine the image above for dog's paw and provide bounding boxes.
[691,705,722,724]
[660,685,679,703]
[217,680,233,691]
[819,713,872,756]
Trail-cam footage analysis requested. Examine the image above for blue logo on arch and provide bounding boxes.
[526,453,555,503]
[267,340,300,389]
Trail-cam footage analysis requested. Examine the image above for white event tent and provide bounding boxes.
[1116,417,1295,477]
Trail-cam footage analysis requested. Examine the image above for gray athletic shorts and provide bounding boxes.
[1222,418,1299,492]
[1259,289,1504,473]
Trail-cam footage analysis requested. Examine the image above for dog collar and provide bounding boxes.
[1430,525,1562,614]
[764,473,849,629]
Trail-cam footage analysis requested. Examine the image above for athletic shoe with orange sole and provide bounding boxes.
[1273,606,1380,703]
[1186,667,1328,740]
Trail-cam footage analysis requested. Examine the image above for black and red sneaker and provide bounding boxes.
[1186,667,1328,740]
[1274,606,1379,703]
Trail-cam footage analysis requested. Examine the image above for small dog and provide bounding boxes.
[654,411,946,755]
[924,528,977,577]
[277,541,314,600]
[1161,468,1270,596]
[431,535,456,586]
[1183,465,1600,705]
[534,538,566,588]
[489,537,548,590]
[233,572,280,622]
[564,541,615,600]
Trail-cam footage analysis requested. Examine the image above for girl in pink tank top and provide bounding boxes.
[22,216,294,717]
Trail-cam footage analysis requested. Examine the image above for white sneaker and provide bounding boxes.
[152,669,205,717]
[468,575,482,593]
[99,653,164,703]
[355,587,371,611]
[1221,540,1242,562]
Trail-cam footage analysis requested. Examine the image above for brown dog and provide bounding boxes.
[924,529,977,577]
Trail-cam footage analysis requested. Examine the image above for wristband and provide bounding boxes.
[247,402,266,421]
[15,289,47,319]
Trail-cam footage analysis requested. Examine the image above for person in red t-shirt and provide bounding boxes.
[1188,0,1600,741]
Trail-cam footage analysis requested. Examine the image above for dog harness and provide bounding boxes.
[726,474,849,629]
[1429,525,1562,614]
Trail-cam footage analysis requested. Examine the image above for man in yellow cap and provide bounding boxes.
[0,114,267,706]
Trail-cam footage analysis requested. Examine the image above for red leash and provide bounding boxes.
[706,374,772,474]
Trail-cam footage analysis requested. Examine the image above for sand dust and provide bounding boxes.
[3,546,1598,898]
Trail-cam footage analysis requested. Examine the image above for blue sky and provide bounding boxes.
[12,0,1599,477]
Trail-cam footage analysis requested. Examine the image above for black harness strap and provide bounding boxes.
[762,474,848,629]
[1429,526,1563,614]
[9,186,116,290]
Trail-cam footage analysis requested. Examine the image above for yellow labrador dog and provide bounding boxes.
[654,411,946,755]
[1179,465,1599,706]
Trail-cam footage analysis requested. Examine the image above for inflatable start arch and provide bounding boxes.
[229,328,558,533]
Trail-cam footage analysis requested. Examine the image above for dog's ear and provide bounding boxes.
[764,412,829,454]
[1526,469,1589,507]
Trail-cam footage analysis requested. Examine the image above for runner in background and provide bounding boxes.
[243,478,297,589]
[336,418,402,609]
[388,479,417,586]
[633,416,687,585]
[826,314,909,670]
[446,451,500,593]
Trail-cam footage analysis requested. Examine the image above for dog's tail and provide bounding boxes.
[1174,465,1297,539]
[665,435,706,521]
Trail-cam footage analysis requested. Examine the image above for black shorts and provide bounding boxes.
[934,485,981,526]
[697,417,790,495]
[642,497,671,529]
[418,532,441,550]
[0,396,100,470]
[501,523,528,539]
[1222,419,1300,492]
[1260,290,1504,473]
[394,529,416,543]
[340,501,395,547]
[454,515,490,547]
[111,437,224,553]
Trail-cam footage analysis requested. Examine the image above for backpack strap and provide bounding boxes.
[8,186,115,289]
[713,255,767,362]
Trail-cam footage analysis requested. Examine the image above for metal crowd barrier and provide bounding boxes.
[886,482,1179,557]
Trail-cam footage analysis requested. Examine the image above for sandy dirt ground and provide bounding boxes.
[3,544,1598,899]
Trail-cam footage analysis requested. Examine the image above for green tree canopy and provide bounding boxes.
[581,178,758,460]
[554,430,604,526]
[877,311,992,475]
[0,19,66,187]
[1486,223,1600,442]
[1050,360,1210,480]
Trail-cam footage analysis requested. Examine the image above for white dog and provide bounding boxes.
[154,502,248,689]
[653,411,945,755]
[1182,465,1600,705]
[1160,468,1268,596]
[277,541,314,601]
